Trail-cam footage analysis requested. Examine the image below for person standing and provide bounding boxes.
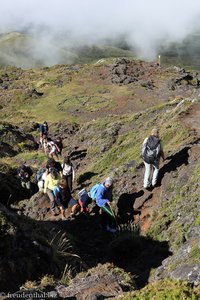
[62,156,75,193]
[141,128,164,189]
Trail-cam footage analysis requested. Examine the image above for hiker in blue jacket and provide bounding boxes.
[39,121,49,144]
[95,177,117,233]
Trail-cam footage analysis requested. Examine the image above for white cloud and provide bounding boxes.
[1,0,200,62]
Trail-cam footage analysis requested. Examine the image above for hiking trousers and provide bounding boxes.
[46,188,55,209]
[143,160,159,188]
[64,174,73,193]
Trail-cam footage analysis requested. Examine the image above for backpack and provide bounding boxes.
[78,188,89,204]
[90,183,101,200]
[143,136,161,164]
[36,167,46,182]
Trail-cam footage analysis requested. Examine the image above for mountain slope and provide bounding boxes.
[0,58,199,298]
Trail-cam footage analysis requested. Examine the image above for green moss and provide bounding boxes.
[121,279,200,300]
[188,245,200,264]
[75,263,136,291]
[195,216,200,226]
[17,142,26,150]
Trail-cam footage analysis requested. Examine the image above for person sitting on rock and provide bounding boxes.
[53,179,79,220]
[17,164,33,192]
[44,167,61,213]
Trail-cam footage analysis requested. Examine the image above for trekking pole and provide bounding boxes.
[107,202,120,230]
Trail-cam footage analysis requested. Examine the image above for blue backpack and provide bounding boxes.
[90,183,101,200]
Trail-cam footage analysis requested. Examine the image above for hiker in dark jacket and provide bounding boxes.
[17,164,33,190]
[141,128,164,189]
[95,177,117,233]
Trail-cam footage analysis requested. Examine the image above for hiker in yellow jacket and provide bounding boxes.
[44,167,61,212]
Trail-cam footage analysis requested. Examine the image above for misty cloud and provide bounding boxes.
[0,0,200,66]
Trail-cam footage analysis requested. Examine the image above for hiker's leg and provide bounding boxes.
[143,162,151,188]
[55,151,59,160]
[38,180,44,192]
[60,206,65,219]
[103,205,117,229]
[46,189,55,209]
[71,204,79,215]
[67,175,73,193]
[78,199,84,212]
[152,161,159,186]
[68,199,78,215]
[67,174,72,192]
[100,210,108,229]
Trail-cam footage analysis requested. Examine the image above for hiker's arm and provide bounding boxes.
[107,201,113,208]
[141,137,148,157]
[96,188,109,207]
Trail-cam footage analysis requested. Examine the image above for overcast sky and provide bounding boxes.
[1,0,200,60]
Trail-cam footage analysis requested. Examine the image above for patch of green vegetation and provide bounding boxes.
[15,151,47,167]
[75,263,136,290]
[40,274,55,288]
[195,215,200,226]
[147,161,199,251]
[17,142,26,151]
[166,184,175,193]
[121,279,200,300]
[147,214,172,242]
[188,244,200,264]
